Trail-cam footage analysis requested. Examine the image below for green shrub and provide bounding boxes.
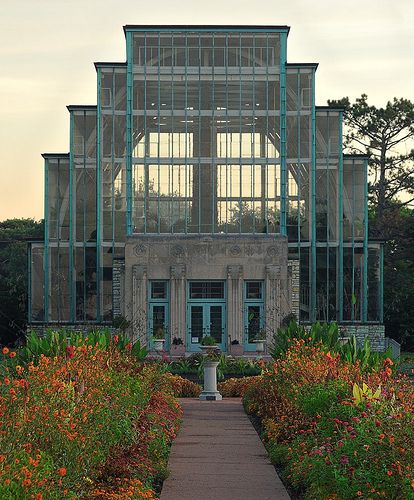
[296,380,349,417]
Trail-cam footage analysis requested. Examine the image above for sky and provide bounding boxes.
[0,0,413,221]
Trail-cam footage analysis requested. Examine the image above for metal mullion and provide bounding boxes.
[296,69,301,247]
[362,158,368,322]
[238,33,242,233]
[252,33,256,234]
[143,33,148,233]
[157,32,161,233]
[111,69,116,246]
[83,112,87,322]
[265,33,269,234]
[211,32,216,233]
[326,114,330,320]
[310,69,317,322]
[279,32,287,236]
[198,33,201,233]
[338,113,344,322]
[28,244,32,322]
[44,158,50,322]
[69,111,75,322]
[379,244,384,322]
[184,33,188,234]
[225,33,229,233]
[351,159,356,322]
[55,159,60,322]
[126,31,133,235]
[169,36,173,233]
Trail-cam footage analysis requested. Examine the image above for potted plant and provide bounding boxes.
[229,339,244,356]
[252,329,266,353]
[200,335,220,356]
[170,336,185,356]
[153,327,166,352]
[199,336,222,401]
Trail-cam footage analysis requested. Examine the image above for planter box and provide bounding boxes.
[154,339,166,352]
[229,344,244,356]
[170,344,185,356]
[253,340,265,352]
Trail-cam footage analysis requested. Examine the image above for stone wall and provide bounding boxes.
[338,324,386,352]
[124,234,291,347]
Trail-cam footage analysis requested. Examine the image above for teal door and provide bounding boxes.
[149,303,170,351]
[188,303,226,351]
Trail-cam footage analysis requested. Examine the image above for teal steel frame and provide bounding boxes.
[147,280,170,350]
[338,114,344,322]
[44,158,49,322]
[126,31,133,235]
[243,281,265,352]
[310,71,317,321]
[279,32,287,236]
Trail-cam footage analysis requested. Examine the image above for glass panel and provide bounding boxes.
[209,306,223,343]
[247,305,261,342]
[189,281,224,299]
[151,281,167,299]
[152,305,166,337]
[190,306,203,343]
[246,282,262,299]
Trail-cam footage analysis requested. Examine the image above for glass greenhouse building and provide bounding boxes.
[29,25,385,353]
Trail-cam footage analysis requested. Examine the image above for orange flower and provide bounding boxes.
[4,377,10,385]
[58,467,67,477]
[379,433,385,439]
[387,470,393,476]
[2,347,9,354]
[35,494,43,500]
[9,351,16,358]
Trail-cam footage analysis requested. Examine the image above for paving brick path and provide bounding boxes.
[160,398,290,500]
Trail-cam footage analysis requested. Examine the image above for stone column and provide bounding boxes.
[170,264,186,345]
[132,265,147,345]
[288,259,300,320]
[265,265,281,340]
[112,259,125,318]
[227,265,243,345]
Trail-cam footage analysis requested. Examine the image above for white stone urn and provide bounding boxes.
[199,359,222,401]
[253,339,265,353]
[153,338,166,352]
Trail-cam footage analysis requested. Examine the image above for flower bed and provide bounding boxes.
[0,341,182,499]
[243,339,414,499]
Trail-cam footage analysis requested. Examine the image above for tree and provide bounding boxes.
[328,94,414,234]
[0,218,43,346]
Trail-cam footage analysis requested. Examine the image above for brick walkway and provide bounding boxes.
[160,398,290,500]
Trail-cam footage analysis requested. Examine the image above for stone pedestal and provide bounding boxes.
[199,361,222,401]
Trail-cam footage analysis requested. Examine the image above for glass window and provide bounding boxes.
[189,281,225,299]
[245,281,263,299]
[151,281,167,299]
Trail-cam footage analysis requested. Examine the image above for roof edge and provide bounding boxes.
[66,105,97,112]
[123,24,291,34]
[316,105,345,112]
[41,153,69,159]
[343,153,370,159]
[286,62,319,69]
[94,61,127,69]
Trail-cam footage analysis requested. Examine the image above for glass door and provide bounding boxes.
[188,303,226,351]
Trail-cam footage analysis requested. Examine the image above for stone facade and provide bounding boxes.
[124,234,298,352]
[339,324,386,352]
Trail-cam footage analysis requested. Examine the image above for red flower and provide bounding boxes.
[2,347,9,355]
[66,346,75,359]
[126,342,132,350]
[58,467,67,477]
[113,335,119,344]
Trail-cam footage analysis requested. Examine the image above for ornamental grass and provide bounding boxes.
[243,338,414,499]
[0,341,182,499]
